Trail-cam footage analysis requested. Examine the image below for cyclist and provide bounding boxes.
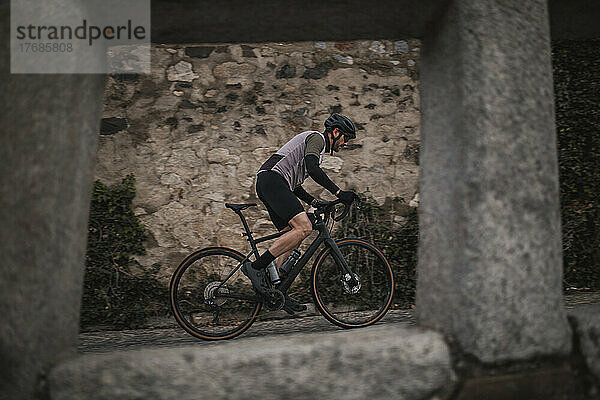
[243,113,358,313]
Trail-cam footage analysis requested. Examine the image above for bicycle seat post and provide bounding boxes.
[225,203,259,257]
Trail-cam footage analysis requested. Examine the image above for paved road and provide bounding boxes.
[78,308,415,354]
[78,292,600,354]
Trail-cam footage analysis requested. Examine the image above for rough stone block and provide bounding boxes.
[167,61,198,82]
[49,326,454,400]
[185,46,215,58]
[213,61,256,80]
[100,117,128,135]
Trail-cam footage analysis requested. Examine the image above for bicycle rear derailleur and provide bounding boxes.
[262,288,285,311]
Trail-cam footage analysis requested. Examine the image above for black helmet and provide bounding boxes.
[324,113,356,140]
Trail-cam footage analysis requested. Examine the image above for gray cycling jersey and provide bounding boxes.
[258,131,326,191]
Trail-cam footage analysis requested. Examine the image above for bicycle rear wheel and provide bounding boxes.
[311,238,394,328]
[169,247,261,340]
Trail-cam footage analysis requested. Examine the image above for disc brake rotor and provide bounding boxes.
[342,273,361,294]
[204,281,229,306]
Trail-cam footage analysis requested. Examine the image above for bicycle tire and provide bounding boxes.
[169,247,261,340]
[311,238,394,329]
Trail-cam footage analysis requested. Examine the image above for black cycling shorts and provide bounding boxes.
[256,170,304,231]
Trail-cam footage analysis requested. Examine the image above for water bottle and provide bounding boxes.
[279,249,301,277]
[266,261,280,285]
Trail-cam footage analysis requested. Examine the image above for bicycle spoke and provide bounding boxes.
[313,239,393,328]
[170,249,261,340]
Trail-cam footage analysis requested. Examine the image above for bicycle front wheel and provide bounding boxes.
[311,238,394,328]
[169,247,261,340]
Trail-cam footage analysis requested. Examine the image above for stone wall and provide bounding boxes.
[95,40,421,278]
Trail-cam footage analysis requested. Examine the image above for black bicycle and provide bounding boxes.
[169,199,394,340]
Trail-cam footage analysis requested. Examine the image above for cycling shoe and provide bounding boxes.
[241,262,269,294]
[282,294,307,315]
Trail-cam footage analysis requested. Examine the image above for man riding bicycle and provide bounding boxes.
[243,113,358,313]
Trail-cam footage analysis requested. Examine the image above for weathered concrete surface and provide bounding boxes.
[148,0,600,43]
[50,325,454,400]
[0,2,106,399]
[416,0,572,363]
[568,304,600,386]
[150,0,446,43]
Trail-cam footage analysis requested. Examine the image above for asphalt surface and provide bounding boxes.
[78,308,415,353]
[78,291,600,354]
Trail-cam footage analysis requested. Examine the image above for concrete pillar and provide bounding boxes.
[0,2,106,398]
[416,0,572,363]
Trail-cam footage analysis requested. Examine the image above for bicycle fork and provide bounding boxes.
[324,238,359,288]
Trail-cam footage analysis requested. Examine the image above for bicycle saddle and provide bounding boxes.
[225,203,257,212]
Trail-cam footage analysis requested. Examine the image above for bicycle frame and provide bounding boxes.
[221,207,355,295]
[170,199,394,340]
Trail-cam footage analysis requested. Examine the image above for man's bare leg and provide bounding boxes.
[269,212,312,263]
[271,227,291,268]
[269,213,311,312]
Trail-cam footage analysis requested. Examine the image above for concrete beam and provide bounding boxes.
[150,0,600,44]
[49,326,454,400]
[0,2,106,399]
[150,0,447,43]
[416,0,572,363]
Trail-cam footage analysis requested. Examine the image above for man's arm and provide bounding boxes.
[293,185,315,205]
[305,154,340,195]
